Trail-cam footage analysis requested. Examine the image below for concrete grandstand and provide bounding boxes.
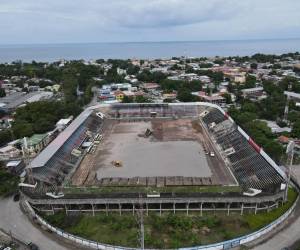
[21,103,288,215]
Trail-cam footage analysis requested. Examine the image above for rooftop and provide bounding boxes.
[21,134,48,147]
[28,108,94,169]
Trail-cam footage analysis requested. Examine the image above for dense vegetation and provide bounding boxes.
[12,101,82,138]
[228,76,300,162]
[0,166,19,196]
[232,52,300,64]
[0,101,81,145]
[0,88,6,97]
[43,188,297,249]
[122,95,151,103]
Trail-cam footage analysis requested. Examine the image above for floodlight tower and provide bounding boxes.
[283,83,293,123]
[285,141,295,202]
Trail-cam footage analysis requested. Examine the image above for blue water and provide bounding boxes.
[0,39,299,63]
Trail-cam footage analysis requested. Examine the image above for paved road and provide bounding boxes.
[252,165,300,250]
[0,197,77,250]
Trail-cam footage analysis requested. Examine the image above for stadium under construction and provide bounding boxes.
[20,103,291,215]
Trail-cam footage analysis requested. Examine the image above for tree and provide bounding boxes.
[105,67,125,83]
[33,118,54,133]
[135,95,150,103]
[250,63,258,70]
[12,122,34,138]
[0,88,6,97]
[263,80,281,95]
[222,93,232,104]
[258,93,286,120]
[291,120,300,138]
[237,112,258,125]
[241,102,258,113]
[199,63,213,68]
[83,81,94,105]
[177,88,198,102]
[127,64,140,75]
[11,100,80,139]
[122,96,134,103]
[263,141,284,163]
[187,81,203,92]
[62,73,78,103]
[288,111,300,123]
[163,98,175,103]
[243,75,256,89]
[0,130,13,147]
[137,70,167,83]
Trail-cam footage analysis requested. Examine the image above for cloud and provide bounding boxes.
[101,0,241,28]
[0,0,299,43]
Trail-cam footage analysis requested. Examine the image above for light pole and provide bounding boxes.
[136,195,145,250]
[285,141,295,202]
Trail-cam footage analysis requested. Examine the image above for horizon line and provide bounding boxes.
[0,37,300,47]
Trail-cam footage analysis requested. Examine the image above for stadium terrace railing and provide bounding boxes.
[22,193,299,250]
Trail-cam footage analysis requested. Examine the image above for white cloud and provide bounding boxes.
[0,0,299,43]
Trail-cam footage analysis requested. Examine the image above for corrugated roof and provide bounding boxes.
[28,108,93,169]
[284,91,300,99]
[23,134,48,146]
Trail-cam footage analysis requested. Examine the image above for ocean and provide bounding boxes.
[0,39,299,63]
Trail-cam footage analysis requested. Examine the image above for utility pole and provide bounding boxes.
[140,206,145,250]
[137,195,145,249]
[285,141,295,202]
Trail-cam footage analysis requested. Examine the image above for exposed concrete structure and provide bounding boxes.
[25,192,284,216]
[22,103,287,220]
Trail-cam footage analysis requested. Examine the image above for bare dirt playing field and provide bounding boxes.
[71,118,236,186]
[96,122,212,178]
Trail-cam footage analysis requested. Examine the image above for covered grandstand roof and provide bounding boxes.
[28,108,94,169]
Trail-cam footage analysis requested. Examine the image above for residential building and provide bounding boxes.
[0,145,20,161]
[192,91,226,106]
[6,160,25,175]
[260,120,291,134]
[241,87,267,101]
[114,90,125,102]
[142,83,160,91]
[56,117,73,131]
[20,134,51,156]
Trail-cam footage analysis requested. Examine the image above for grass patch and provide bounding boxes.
[0,168,19,197]
[42,188,298,249]
[243,188,298,231]
[45,213,140,247]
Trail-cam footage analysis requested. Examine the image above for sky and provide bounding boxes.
[1,0,300,44]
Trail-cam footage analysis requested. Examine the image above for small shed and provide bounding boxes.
[6,160,25,175]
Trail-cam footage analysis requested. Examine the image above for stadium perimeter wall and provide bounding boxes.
[22,194,299,250]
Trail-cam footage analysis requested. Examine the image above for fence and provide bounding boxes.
[22,193,299,250]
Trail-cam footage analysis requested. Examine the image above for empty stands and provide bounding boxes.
[202,108,284,192]
[30,112,103,184]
